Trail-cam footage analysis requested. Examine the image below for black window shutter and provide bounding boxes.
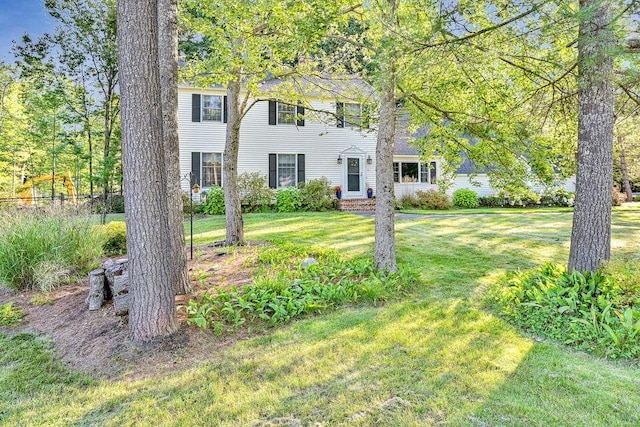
[192,94,201,122]
[223,96,228,123]
[430,161,437,184]
[268,100,277,125]
[268,154,277,188]
[336,102,344,128]
[296,103,305,127]
[297,154,305,184]
[191,152,201,186]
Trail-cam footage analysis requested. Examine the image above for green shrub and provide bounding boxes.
[182,193,204,215]
[415,189,452,210]
[275,187,303,212]
[478,195,504,207]
[488,263,640,359]
[238,172,274,212]
[300,177,334,211]
[201,186,225,215]
[186,243,417,332]
[0,208,104,291]
[452,188,479,208]
[399,194,421,209]
[539,188,574,207]
[0,302,26,326]
[100,221,126,256]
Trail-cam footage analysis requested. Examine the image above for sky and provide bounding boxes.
[0,0,55,63]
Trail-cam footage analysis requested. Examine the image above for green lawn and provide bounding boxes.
[3,210,640,426]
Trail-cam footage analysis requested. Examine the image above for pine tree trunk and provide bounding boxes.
[224,78,244,246]
[568,0,615,273]
[117,0,178,343]
[158,0,191,294]
[618,139,633,202]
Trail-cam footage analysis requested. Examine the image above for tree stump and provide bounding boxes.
[88,269,106,311]
[113,274,130,316]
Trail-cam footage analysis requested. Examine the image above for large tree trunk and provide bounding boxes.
[158,0,191,295]
[374,0,398,273]
[568,0,615,273]
[224,78,244,246]
[117,0,178,343]
[618,138,633,202]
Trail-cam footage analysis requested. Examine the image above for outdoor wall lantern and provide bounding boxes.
[366,155,372,165]
[337,154,343,164]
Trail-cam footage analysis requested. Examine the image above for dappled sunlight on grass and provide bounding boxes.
[4,210,640,426]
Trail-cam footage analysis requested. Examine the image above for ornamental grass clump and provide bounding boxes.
[489,262,640,359]
[0,207,104,291]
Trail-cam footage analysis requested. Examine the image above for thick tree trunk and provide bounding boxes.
[158,0,191,295]
[568,0,615,273]
[618,138,633,202]
[224,78,244,246]
[374,0,398,273]
[117,0,178,343]
[374,79,397,272]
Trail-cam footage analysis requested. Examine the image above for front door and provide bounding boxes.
[345,156,364,198]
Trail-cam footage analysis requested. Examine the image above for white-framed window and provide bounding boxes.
[202,95,223,122]
[344,102,362,128]
[202,152,222,187]
[277,153,296,187]
[393,161,436,184]
[277,102,296,125]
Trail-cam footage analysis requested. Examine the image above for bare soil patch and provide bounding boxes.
[0,242,266,379]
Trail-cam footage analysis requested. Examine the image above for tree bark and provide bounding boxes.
[618,137,633,202]
[374,0,398,273]
[568,0,615,273]
[224,77,244,246]
[117,0,178,343]
[158,0,191,294]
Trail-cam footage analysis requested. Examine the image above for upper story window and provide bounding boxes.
[277,103,296,125]
[344,103,362,128]
[268,101,305,126]
[202,95,223,122]
[337,102,364,128]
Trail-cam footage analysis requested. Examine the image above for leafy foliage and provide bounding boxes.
[100,221,126,256]
[415,189,452,210]
[300,177,335,211]
[0,208,103,291]
[452,188,479,208]
[238,172,273,212]
[201,186,225,215]
[275,187,303,212]
[186,243,417,332]
[0,302,26,326]
[489,263,640,359]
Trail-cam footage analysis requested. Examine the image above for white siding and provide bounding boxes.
[450,174,577,197]
[178,88,377,198]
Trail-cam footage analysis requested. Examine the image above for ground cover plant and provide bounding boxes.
[186,243,416,332]
[0,208,104,291]
[2,208,640,426]
[489,262,640,359]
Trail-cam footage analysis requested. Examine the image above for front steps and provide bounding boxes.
[337,198,376,212]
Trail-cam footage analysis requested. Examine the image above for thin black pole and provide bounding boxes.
[190,180,194,260]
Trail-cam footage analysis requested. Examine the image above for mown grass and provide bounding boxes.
[3,210,640,426]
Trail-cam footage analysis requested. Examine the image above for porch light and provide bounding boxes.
[337,154,343,164]
[366,155,372,165]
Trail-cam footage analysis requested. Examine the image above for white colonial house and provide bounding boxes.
[177,82,574,200]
